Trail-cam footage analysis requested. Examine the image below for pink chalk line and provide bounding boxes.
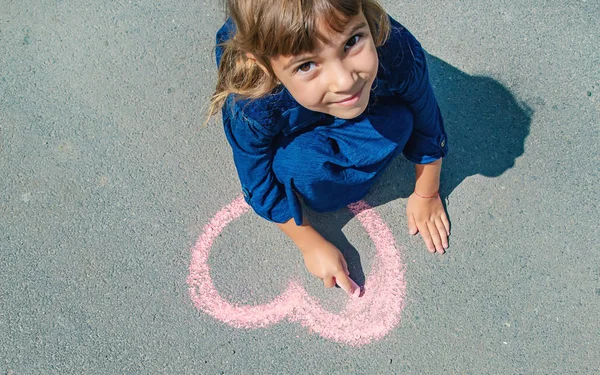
[187,195,406,347]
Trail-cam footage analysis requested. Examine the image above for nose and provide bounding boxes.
[327,59,357,94]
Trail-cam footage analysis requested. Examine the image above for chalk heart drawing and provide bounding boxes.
[187,195,406,347]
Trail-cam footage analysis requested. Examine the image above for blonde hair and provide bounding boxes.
[207,0,391,120]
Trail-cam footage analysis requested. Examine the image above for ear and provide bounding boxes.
[246,52,269,74]
[245,52,269,74]
[246,52,281,85]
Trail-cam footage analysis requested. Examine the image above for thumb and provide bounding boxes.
[407,212,418,235]
[333,272,360,297]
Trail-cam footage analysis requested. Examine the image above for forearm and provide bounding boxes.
[414,158,442,196]
[276,217,328,254]
[277,214,355,292]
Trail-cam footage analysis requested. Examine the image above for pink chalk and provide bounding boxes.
[333,276,361,296]
[335,277,362,298]
[187,195,407,346]
[349,279,363,298]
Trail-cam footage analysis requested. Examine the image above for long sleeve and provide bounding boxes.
[222,99,299,224]
[384,16,449,164]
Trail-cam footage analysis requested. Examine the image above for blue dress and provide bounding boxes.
[216,16,448,225]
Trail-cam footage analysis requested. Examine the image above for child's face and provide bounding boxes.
[269,12,379,119]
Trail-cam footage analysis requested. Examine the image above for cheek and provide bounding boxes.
[287,82,325,108]
[363,44,379,76]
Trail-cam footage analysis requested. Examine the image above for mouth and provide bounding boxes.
[333,84,365,107]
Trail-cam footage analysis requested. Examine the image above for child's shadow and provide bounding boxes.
[308,53,533,286]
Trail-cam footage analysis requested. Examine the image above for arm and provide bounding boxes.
[223,100,301,224]
[406,158,450,253]
[224,102,356,293]
[399,38,450,253]
[277,217,358,294]
[415,158,442,197]
[383,16,448,163]
[383,18,450,253]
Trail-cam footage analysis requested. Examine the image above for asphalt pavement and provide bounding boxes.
[1,0,599,373]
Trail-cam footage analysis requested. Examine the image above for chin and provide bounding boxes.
[330,97,370,119]
[332,107,367,119]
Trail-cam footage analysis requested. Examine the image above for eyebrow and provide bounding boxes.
[282,21,369,71]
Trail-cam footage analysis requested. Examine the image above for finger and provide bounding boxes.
[418,222,435,253]
[441,214,450,236]
[340,256,350,276]
[435,219,449,249]
[333,272,358,296]
[323,276,336,289]
[407,213,418,235]
[427,221,444,253]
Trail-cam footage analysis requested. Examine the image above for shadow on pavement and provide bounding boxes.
[308,53,533,286]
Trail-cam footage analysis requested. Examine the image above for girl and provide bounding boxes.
[208,0,450,295]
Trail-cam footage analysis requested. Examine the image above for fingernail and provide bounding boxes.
[349,279,361,298]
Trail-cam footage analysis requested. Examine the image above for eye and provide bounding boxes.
[344,33,363,51]
[296,61,315,74]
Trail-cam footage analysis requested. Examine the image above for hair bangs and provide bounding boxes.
[258,0,362,58]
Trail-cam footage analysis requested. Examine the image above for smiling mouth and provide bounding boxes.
[334,84,365,107]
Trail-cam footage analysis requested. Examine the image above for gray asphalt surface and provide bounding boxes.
[1,0,599,373]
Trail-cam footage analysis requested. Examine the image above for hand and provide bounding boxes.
[406,192,450,253]
[300,240,358,294]
[276,218,359,295]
